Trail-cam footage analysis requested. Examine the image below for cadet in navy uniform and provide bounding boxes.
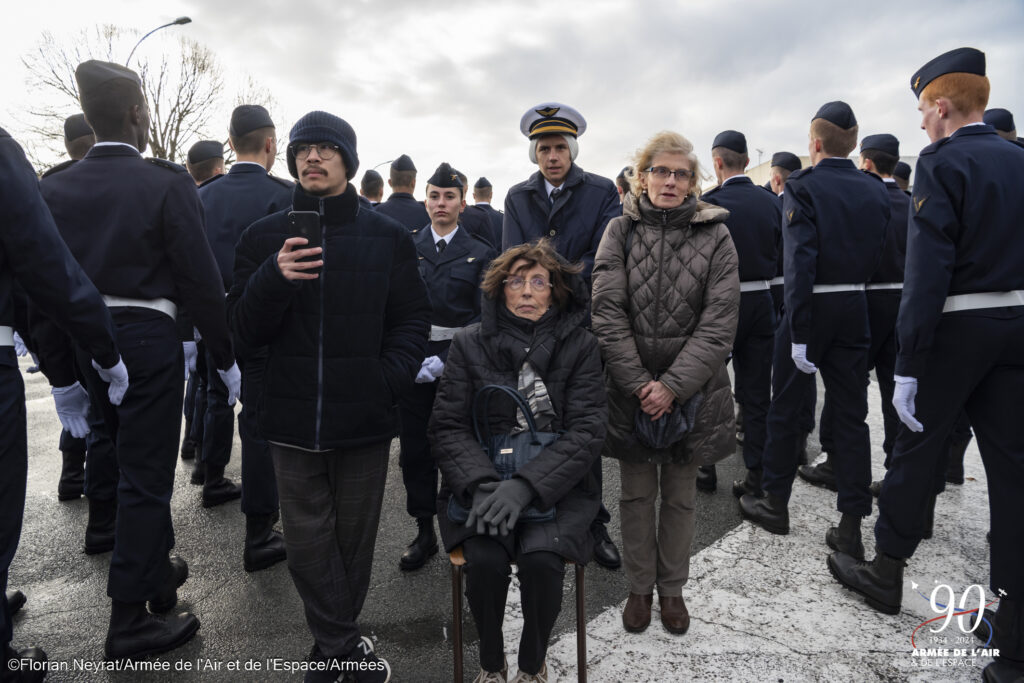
[37,60,241,661]
[185,139,224,186]
[1,126,128,680]
[396,163,495,571]
[460,176,504,249]
[739,102,890,558]
[892,161,912,192]
[701,131,781,499]
[830,49,1024,682]
[376,153,429,230]
[197,105,293,571]
[984,107,1018,142]
[503,102,622,569]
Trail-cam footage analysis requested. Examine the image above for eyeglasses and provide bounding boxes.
[291,142,341,160]
[503,276,552,291]
[645,166,694,181]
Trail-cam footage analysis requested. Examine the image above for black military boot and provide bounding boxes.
[2,642,47,683]
[797,452,837,491]
[189,460,205,486]
[869,479,883,498]
[739,492,789,535]
[104,600,199,661]
[732,467,762,499]
[827,546,906,615]
[5,589,26,616]
[244,514,287,572]
[591,521,622,570]
[973,607,997,646]
[826,513,865,560]
[983,598,1024,682]
[179,420,196,461]
[84,496,116,554]
[148,556,188,614]
[57,449,86,501]
[399,517,438,571]
[921,494,937,540]
[945,435,971,485]
[696,465,717,492]
[201,464,241,508]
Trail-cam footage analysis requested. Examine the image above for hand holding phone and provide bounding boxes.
[280,211,323,279]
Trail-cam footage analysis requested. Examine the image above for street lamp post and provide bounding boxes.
[125,16,192,66]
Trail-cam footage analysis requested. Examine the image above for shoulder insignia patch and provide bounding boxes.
[913,196,927,213]
[787,209,795,222]
[467,257,476,262]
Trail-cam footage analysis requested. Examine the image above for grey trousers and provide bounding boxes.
[619,459,699,596]
[270,440,390,658]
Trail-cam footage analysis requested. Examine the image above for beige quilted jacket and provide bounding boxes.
[592,192,739,465]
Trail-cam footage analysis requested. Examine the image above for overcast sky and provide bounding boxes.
[3,0,1023,204]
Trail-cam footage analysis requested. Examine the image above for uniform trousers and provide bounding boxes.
[271,440,389,658]
[77,310,183,602]
[876,312,1024,597]
[398,380,440,520]
[463,535,564,675]
[201,346,233,470]
[186,346,207,450]
[732,291,775,469]
[762,293,872,516]
[771,284,816,434]
[0,360,26,645]
[619,458,699,597]
[239,348,277,516]
[58,429,85,456]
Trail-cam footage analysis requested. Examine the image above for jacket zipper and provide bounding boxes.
[651,210,667,368]
[314,197,326,450]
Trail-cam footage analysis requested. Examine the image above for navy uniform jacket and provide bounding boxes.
[376,191,429,231]
[782,158,890,343]
[414,226,496,362]
[39,144,234,370]
[198,162,293,291]
[871,181,911,284]
[896,124,1024,377]
[702,176,781,281]
[461,204,503,249]
[503,164,621,283]
[0,128,119,383]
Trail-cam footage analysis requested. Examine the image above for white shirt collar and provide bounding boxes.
[431,225,459,247]
[721,174,745,187]
[231,161,264,169]
[883,177,896,184]
[475,201,490,207]
[92,141,139,152]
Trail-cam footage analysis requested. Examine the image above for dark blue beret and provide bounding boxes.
[893,161,912,181]
[75,60,142,99]
[860,134,900,157]
[983,108,1015,132]
[426,162,462,189]
[813,101,857,129]
[474,176,492,189]
[63,114,93,142]
[712,130,747,154]
[187,140,224,164]
[770,151,802,172]
[392,154,416,172]
[230,104,274,137]
[911,47,985,98]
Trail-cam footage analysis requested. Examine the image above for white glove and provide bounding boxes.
[183,341,198,377]
[217,362,241,406]
[791,343,817,374]
[893,375,923,432]
[52,382,91,438]
[13,332,28,357]
[415,355,444,383]
[92,356,130,406]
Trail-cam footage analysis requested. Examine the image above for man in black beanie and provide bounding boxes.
[228,110,430,683]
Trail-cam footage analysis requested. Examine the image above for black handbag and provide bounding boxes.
[447,384,558,524]
[633,390,704,450]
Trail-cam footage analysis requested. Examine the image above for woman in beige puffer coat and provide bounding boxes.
[591,130,739,636]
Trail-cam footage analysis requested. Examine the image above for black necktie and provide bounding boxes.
[436,239,447,254]
[550,188,561,204]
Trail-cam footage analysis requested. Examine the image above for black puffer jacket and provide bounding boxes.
[428,268,607,564]
[228,183,430,451]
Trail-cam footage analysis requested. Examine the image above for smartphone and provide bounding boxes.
[287,211,322,275]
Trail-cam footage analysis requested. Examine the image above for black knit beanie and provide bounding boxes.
[287,111,359,179]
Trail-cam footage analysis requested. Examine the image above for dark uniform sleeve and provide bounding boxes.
[782,182,819,345]
[0,131,119,386]
[895,156,959,378]
[380,228,431,398]
[582,182,623,284]
[501,192,525,251]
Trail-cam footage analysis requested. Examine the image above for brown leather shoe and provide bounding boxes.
[622,592,652,632]
[659,595,690,634]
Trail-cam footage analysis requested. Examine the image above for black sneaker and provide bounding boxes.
[348,636,391,682]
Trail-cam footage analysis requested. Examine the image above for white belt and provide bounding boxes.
[102,295,177,321]
[429,325,463,342]
[812,283,866,294]
[769,276,785,287]
[739,280,771,293]
[866,283,904,291]
[0,325,12,347]
[943,290,1024,313]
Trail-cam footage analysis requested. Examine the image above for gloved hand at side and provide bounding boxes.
[893,375,923,432]
[791,343,818,374]
[217,362,242,406]
[92,356,130,406]
[52,382,91,438]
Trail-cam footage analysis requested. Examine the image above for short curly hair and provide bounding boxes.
[628,131,703,199]
[480,238,582,309]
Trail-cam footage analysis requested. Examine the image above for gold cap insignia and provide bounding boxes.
[914,76,921,90]
[536,106,560,117]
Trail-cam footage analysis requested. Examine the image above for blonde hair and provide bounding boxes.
[628,131,703,199]
[920,72,990,116]
[809,118,858,158]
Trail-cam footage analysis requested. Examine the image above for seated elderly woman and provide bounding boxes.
[428,239,607,683]
[592,131,739,636]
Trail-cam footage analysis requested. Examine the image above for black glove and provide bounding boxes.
[465,481,500,535]
[479,478,534,532]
